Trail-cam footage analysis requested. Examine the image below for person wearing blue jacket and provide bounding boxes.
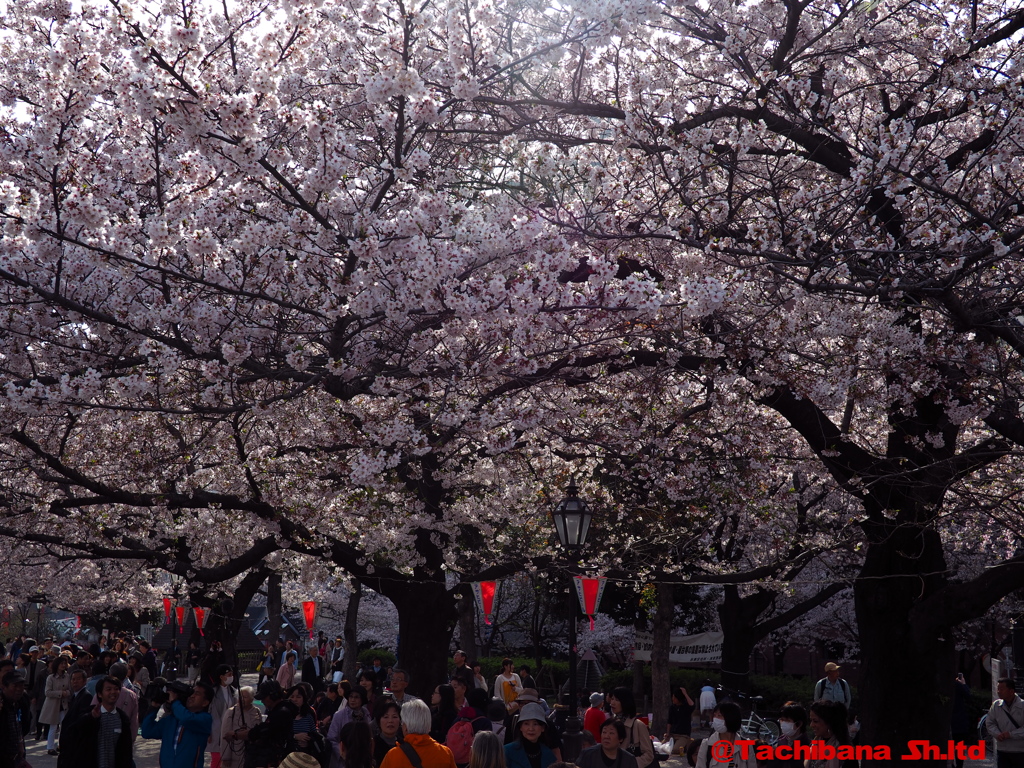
[504,703,556,768]
[140,681,214,768]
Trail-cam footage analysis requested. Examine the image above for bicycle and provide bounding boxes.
[716,686,782,746]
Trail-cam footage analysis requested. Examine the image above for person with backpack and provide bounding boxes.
[503,703,556,768]
[813,663,851,709]
[987,677,1024,768]
[447,689,493,767]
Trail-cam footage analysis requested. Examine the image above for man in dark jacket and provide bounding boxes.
[74,676,133,768]
[58,669,94,768]
[245,680,297,768]
[0,672,27,768]
[301,645,326,694]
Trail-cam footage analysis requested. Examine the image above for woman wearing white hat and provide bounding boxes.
[503,703,556,768]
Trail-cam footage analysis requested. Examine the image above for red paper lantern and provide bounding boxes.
[573,576,607,630]
[193,607,206,636]
[472,581,498,625]
[163,598,172,624]
[302,601,316,640]
[175,606,185,633]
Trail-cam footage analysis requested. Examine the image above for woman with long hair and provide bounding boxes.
[358,670,379,710]
[431,683,458,742]
[39,656,69,755]
[608,687,655,768]
[290,684,323,757]
[493,660,522,712]
[340,720,376,768]
[806,700,851,768]
[470,730,506,768]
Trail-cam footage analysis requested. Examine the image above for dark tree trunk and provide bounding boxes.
[650,582,674,736]
[457,588,479,661]
[855,525,952,767]
[343,581,361,681]
[267,572,282,647]
[718,586,773,693]
[376,579,458,699]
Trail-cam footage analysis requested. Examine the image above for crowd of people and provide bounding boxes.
[0,636,1019,768]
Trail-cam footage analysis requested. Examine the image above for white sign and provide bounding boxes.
[634,630,724,665]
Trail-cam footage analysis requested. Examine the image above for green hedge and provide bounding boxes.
[472,657,569,698]
[357,648,397,668]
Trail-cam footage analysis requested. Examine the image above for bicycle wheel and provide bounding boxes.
[758,719,781,746]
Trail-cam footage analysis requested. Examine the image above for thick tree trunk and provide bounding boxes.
[343,581,361,681]
[377,579,458,698]
[718,586,771,692]
[457,588,479,661]
[267,572,282,647]
[855,526,951,768]
[650,582,674,736]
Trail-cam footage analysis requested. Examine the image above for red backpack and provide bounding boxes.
[445,720,476,764]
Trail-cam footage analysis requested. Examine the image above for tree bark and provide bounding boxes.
[375,578,458,699]
[267,572,283,649]
[718,586,774,692]
[650,582,674,736]
[854,525,952,767]
[343,581,361,681]
[457,587,479,661]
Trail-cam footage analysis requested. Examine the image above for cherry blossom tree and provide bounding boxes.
[488,0,1024,755]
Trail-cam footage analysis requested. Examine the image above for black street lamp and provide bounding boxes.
[551,479,593,761]
[551,480,593,550]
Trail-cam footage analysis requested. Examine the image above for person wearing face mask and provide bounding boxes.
[764,702,807,768]
[694,702,756,768]
[209,665,238,768]
[607,687,654,768]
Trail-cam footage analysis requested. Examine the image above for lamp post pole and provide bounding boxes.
[551,479,593,763]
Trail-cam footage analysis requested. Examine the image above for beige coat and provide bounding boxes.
[39,671,69,725]
[219,702,264,767]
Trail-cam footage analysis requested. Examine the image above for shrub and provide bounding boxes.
[357,648,397,669]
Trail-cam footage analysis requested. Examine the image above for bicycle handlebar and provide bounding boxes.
[715,685,763,702]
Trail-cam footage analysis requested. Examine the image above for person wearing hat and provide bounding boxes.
[813,663,852,709]
[279,752,321,768]
[583,693,607,742]
[503,702,556,768]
